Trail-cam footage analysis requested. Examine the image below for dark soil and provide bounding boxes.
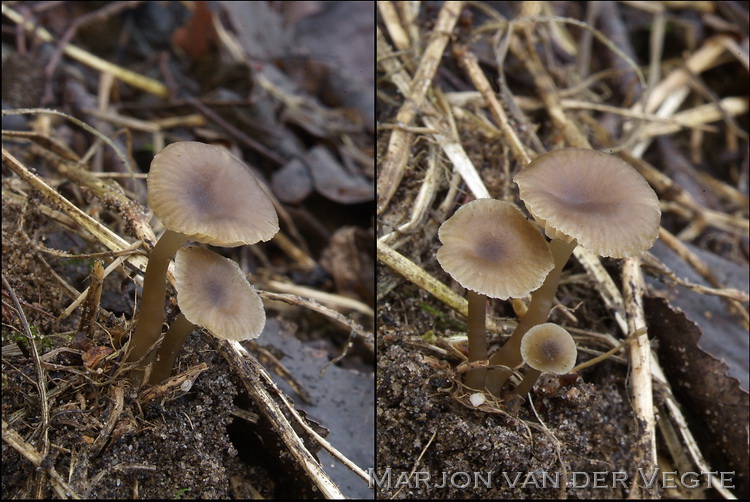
[376,271,658,499]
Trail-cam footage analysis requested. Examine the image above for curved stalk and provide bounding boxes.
[510,368,542,397]
[486,238,578,395]
[125,229,189,385]
[149,312,196,384]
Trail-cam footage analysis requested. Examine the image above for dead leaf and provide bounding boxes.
[82,346,114,369]
[319,226,374,306]
[645,296,749,496]
[305,146,372,204]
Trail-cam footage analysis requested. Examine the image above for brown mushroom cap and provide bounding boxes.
[148,141,279,247]
[520,323,577,374]
[175,246,265,341]
[436,199,554,299]
[514,148,661,258]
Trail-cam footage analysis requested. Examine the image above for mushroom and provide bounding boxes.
[436,199,554,390]
[486,148,660,394]
[126,141,279,384]
[149,246,266,383]
[511,323,577,397]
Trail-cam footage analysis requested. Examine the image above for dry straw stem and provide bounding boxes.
[30,143,156,247]
[453,44,531,165]
[640,253,750,303]
[573,247,629,335]
[622,257,657,470]
[377,1,465,213]
[2,4,167,99]
[638,97,749,138]
[2,275,51,489]
[2,419,79,499]
[82,108,206,136]
[259,290,373,354]
[263,279,373,318]
[658,228,749,326]
[59,246,142,321]
[376,240,512,335]
[377,24,490,203]
[2,148,148,275]
[629,35,743,157]
[656,376,737,499]
[378,240,467,318]
[623,152,749,237]
[377,1,411,54]
[379,143,442,242]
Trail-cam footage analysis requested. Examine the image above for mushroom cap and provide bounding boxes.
[148,141,279,247]
[436,199,554,299]
[175,246,265,341]
[520,323,577,374]
[514,148,661,258]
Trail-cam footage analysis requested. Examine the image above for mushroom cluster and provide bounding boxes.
[436,199,553,389]
[436,148,660,396]
[126,141,279,385]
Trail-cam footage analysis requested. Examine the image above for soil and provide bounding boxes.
[376,271,658,499]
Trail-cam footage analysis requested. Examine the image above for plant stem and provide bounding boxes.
[464,289,487,390]
[126,229,189,385]
[149,312,196,384]
[486,238,578,395]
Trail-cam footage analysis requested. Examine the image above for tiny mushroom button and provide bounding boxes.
[126,141,279,385]
[512,323,577,397]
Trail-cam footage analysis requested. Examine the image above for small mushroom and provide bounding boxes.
[126,141,278,384]
[487,148,660,394]
[512,323,577,397]
[436,199,553,390]
[150,246,266,383]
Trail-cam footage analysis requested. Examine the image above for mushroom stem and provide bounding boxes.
[486,238,578,395]
[150,312,196,384]
[126,229,189,384]
[464,289,488,390]
[510,367,542,397]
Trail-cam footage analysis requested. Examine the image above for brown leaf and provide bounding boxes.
[171,1,217,62]
[319,226,374,306]
[645,296,749,496]
[82,346,114,370]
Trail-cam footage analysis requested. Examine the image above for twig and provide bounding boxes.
[214,340,346,498]
[1,4,168,99]
[2,275,52,498]
[377,1,464,213]
[622,258,657,469]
